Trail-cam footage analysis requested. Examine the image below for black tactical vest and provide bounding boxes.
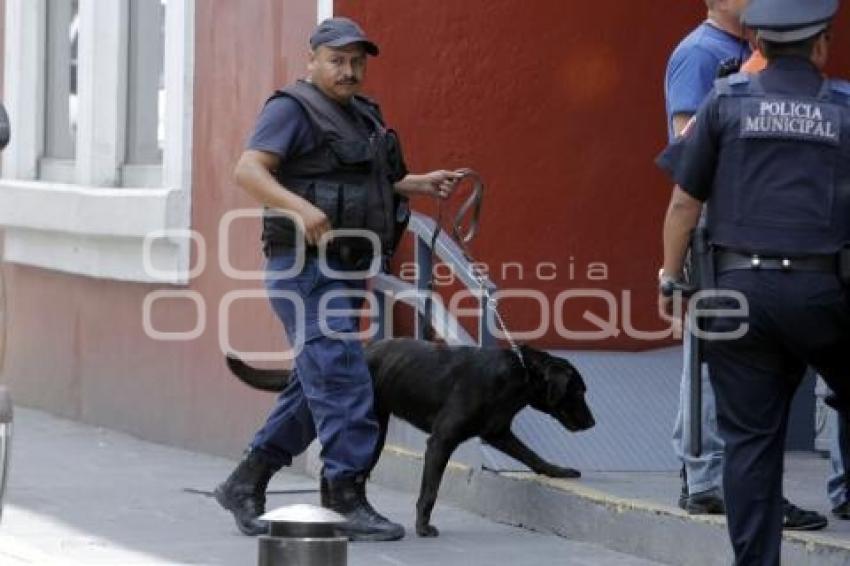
[706,73,850,256]
[262,81,408,258]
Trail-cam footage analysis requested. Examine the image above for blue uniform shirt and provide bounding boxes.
[247,92,406,183]
[665,21,750,140]
[247,96,317,161]
[247,94,380,162]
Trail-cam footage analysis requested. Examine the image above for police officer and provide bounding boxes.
[657,0,850,562]
[215,17,460,541]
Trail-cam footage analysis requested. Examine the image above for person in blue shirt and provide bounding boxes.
[665,0,750,517]
[665,0,751,139]
[663,0,826,531]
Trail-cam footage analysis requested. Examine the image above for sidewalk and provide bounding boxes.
[368,445,850,566]
[0,407,661,566]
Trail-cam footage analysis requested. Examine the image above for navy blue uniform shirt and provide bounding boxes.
[659,56,827,202]
[248,94,380,162]
[247,96,317,161]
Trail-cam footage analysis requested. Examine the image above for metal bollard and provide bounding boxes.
[0,102,10,151]
[0,387,12,523]
[257,504,347,566]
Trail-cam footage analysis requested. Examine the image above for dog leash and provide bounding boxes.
[426,170,526,368]
[426,168,483,270]
[473,268,527,369]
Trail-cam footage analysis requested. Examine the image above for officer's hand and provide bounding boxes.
[295,201,332,247]
[422,170,463,199]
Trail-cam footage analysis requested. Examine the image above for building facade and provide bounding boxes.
[0,0,848,458]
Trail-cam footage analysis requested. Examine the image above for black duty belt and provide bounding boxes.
[716,250,837,274]
[264,242,315,258]
[263,241,375,270]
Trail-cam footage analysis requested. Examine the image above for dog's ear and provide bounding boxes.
[524,350,583,402]
[518,345,548,376]
[546,372,569,406]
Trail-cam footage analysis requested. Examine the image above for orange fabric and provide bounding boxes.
[740,50,826,77]
[741,51,767,74]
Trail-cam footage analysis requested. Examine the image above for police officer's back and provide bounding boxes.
[657,0,850,563]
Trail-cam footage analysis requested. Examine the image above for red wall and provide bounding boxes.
[338,0,850,350]
[826,5,850,73]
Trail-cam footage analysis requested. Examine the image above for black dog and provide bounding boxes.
[227,338,595,537]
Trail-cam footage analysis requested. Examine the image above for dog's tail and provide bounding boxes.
[225,355,290,392]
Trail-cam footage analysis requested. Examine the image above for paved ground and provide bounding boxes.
[0,407,663,565]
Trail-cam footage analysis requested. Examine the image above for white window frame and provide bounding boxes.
[317,0,333,22]
[0,0,195,284]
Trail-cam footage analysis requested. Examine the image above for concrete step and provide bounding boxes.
[369,445,850,566]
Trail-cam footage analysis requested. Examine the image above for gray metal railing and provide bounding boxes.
[372,211,498,347]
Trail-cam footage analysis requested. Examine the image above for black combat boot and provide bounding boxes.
[214,451,279,536]
[320,475,329,507]
[323,475,405,542]
[678,465,689,510]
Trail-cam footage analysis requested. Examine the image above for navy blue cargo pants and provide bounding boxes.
[250,250,379,481]
[706,270,850,566]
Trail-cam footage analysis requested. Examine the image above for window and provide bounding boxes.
[124,0,166,187]
[37,0,167,187]
[42,0,77,169]
[0,0,195,283]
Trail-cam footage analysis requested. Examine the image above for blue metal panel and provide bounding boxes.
[481,347,683,472]
[384,418,483,469]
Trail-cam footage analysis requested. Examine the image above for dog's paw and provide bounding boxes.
[545,466,581,479]
[416,523,440,537]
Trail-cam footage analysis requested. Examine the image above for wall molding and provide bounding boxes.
[0,0,195,285]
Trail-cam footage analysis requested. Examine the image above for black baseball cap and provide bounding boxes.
[309,17,379,56]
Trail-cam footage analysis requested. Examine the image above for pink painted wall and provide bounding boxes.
[0,0,317,456]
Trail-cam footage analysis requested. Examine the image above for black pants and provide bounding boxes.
[705,270,850,566]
